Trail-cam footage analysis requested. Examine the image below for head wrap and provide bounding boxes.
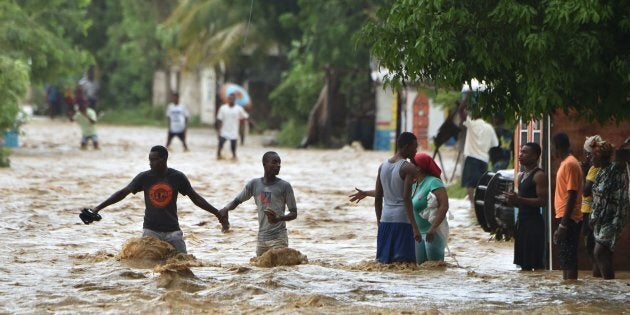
[413,152,442,178]
[583,135,602,153]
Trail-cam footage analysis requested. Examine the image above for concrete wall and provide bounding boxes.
[154,66,217,125]
[179,70,201,117]
[373,85,396,151]
[152,70,169,107]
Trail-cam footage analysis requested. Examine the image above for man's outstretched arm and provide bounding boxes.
[93,186,132,214]
[188,189,220,215]
[188,189,229,231]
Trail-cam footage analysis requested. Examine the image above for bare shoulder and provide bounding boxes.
[533,170,547,182]
[401,161,416,174]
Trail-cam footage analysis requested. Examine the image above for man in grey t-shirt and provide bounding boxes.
[220,151,297,256]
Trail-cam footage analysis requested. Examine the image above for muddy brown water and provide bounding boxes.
[1,118,628,314]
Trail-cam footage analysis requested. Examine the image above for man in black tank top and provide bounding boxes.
[505,142,548,270]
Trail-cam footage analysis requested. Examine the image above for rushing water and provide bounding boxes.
[1,117,628,314]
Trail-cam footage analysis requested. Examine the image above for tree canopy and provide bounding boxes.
[363,0,630,123]
[84,0,175,108]
[0,0,92,84]
[0,0,91,131]
[164,0,299,67]
[272,0,380,122]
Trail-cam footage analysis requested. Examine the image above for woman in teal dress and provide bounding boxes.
[411,152,450,264]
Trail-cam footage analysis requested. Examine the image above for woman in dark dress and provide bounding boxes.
[505,142,548,270]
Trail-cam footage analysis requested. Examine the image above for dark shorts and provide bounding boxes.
[168,131,186,139]
[557,220,581,270]
[461,156,488,188]
[81,135,98,144]
[582,214,595,260]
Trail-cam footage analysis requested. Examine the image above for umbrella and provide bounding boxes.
[219,83,252,108]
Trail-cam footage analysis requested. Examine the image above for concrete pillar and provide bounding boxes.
[200,67,216,125]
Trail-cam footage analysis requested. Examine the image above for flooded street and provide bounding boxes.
[1,117,629,314]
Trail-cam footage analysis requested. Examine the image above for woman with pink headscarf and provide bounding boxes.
[411,152,450,264]
[348,152,450,264]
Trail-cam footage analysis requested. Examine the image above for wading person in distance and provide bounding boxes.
[216,93,249,160]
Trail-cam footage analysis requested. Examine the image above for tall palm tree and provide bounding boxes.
[164,0,299,68]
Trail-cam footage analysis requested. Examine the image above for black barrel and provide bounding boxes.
[473,171,516,238]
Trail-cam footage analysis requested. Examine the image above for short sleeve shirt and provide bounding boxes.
[463,117,499,163]
[128,168,193,232]
[217,104,249,140]
[166,103,189,133]
[411,176,445,232]
[234,177,297,241]
[554,155,583,221]
[73,108,97,137]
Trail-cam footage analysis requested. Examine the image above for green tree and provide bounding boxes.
[163,1,384,146]
[0,0,92,84]
[0,1,91,165]
[87,0,175,109]
[0,57,29,134]
[164,0,299,67]
[364,0,630,122]
[271,0,383,146]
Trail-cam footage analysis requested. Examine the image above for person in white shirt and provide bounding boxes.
[166,93,189,152]
[79,67,99,109]
[216,93,249,160]
[460,109,499,209]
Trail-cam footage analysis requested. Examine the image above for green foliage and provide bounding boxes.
[0,147,11,167]
[363,0,630,123]
[164,0,300,67]
[164,0,383,146]
[0,57,29,132]
[187,115,203,128]
[271,0,383,132]
[445,181,469,199]
[0,0,92,84]
[98,103,206,128]
[277,119,307,147]
[86,0,175,109]
[270,53,323,122]
[0,1,90,166]
[421,88,461,111]
[0,0,90,128]
[98,103,166,127]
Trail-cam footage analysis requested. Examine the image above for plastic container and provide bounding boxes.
[2,130,19,148]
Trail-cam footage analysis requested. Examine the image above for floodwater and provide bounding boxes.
[1,117,629,314]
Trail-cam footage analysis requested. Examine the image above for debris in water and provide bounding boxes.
[250,248,308,267]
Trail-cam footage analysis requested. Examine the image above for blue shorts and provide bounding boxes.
[376,222,416,263]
